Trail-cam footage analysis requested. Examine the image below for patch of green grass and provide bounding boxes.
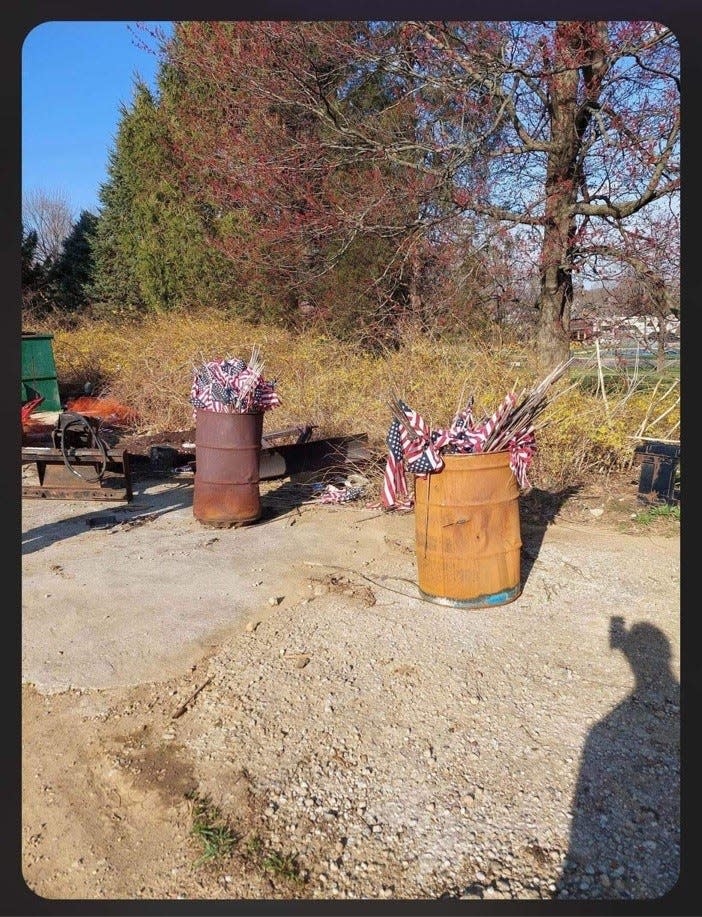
[243,832,303,885]
[245,833,263,856]
[262,849,303,883]
[633,502,680,525]
[186,791,239,866]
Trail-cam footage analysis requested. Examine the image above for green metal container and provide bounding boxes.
[21,332,62,412]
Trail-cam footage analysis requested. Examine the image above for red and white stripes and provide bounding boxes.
[381,393,538,510]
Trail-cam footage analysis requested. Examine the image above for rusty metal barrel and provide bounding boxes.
[414,451,522,608]
[193,410,264,526]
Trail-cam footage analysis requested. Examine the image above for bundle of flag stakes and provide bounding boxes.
[381,358,575,510]
[190,346,280,417]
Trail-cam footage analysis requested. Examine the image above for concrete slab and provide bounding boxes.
[21,476,394,691]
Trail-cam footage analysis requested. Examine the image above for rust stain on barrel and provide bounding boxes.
[193,410,264,526]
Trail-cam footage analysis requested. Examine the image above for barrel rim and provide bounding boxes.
[439,449,512,461]
[196,408,265,417]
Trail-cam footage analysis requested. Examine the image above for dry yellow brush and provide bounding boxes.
[45,310,679,491]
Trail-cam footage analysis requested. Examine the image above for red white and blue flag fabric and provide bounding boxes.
[381,400,448,510]
[381,397,537,510]
[506,427,536,489]
[190,358,280,416]
[315,484,365,504]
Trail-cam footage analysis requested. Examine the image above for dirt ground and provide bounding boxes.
[21,456,680,903]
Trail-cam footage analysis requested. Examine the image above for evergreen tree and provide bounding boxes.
[50,210,98,310]
[89,81,237,315]
[22,226,41,286]
[22,224,50,312]
[88,86,153,312]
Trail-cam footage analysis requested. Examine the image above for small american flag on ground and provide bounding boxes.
[315,484,365,504]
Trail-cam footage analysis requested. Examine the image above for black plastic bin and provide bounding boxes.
[633,441,680,505]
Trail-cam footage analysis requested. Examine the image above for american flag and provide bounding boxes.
[381,400,445,509]
[381,396,537,509]
[190,358,280,416]
[508,427,537,488]
[315,484,365,504]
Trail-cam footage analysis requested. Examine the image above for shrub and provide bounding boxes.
[42,310,679,493]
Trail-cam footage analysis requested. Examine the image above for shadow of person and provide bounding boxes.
[555,617,680,900]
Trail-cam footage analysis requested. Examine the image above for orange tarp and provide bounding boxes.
[64,396,138,426]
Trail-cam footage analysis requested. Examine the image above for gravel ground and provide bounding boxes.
[22,471,680,902]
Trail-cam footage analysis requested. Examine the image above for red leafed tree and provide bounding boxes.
[161,20,511,340]
[161,20,679,368]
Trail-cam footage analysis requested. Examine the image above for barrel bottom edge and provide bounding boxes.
[194,512,262,528]
[418,583,522,609]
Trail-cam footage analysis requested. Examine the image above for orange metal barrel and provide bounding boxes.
[414,451,522,608]
[193,410,264,526]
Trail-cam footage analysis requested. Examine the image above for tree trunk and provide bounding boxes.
[656,320,667,373]
[534,152,577,369]
[535,22,608,370]
[534,221,573,370]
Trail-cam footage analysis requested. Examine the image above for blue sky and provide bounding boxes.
[22,21,173,218]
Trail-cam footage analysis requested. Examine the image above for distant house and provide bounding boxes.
[570,318,595,342]
[603,313,680,346]
[570,313,680,347]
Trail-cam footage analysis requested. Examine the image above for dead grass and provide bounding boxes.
[35,309,680,493]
